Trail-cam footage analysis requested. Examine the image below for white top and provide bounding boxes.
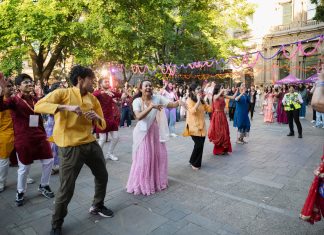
[161,90,177,102]
[133,95,170,117]
[132,95,170,153]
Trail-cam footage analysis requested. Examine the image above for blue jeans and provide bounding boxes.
[120,106,132,127]
[315,112,324,127]
[299,102,306,117]
[165,108,176,134]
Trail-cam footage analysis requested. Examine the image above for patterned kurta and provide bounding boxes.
[0,94,52,165]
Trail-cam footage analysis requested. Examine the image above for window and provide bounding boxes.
[278,52,290,79]
[302,47,319,79]
[307,0,317,20]
[282,2,292,25]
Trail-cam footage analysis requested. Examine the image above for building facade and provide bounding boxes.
[234,0,324,86]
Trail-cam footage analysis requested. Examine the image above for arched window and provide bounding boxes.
[277,51,290,79]
[302,47,319,80]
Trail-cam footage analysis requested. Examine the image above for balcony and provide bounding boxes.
[233,30,252,39]
[270,20,324,33]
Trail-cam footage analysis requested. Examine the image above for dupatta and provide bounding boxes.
[132,99,169,154]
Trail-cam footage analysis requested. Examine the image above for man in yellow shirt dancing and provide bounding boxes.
[35,65,113,235]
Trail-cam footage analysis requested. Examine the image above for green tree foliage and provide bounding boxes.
[311,0,324,21]
[0,0,254,82]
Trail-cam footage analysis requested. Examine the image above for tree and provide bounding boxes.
[311,0,324,21]
[96,0,254,82]
[0,0,254,83]
[0,0,107,81]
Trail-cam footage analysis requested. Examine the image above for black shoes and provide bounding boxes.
[89,205,114,218]
[50,227,62,235]
[15,192,24,207]
[287,132,302,138]
[38,185,55,199]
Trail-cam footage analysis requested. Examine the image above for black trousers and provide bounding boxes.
[313,109,316,121]
[120,106,132,127]
[287,110,302,135]
[249,103,255,119]
[229,107,235,121]
[190,136,205,168]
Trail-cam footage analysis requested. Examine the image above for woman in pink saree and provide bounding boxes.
[126,80,185,196]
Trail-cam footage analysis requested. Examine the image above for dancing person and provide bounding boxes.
[34,65,112,235]
[263,87,275,123]
[0,78,14,192]
[44,82,61,175]
[298,84,307,119]
[161,81,178,137]
[276,86,288,124]
[282,85,303,138]
[178,86,187,120]
[34,80,44,98]
[0,74,54,206]
[248,86,257,120]
[233,83,251,144]
[228,87,236,121]
[311,66,324,113]
[183,83,212,170]
[126,80,185,195]
[120,87,133,127]
[93,78,121,161]
[208,85,232,155]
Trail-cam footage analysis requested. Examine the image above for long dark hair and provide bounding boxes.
[189,83,205,104]
[165,82,174,93]
[132,79,151,100]
[212,85,221,96]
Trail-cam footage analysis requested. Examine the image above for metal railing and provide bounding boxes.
[270,20,323,32]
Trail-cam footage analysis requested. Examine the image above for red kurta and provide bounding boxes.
[208,97,232,155]
[0,94,52,165]
[93,90,121,133]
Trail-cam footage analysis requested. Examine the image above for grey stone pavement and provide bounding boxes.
[1,106,324,235]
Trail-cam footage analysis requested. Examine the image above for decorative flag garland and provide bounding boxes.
[128,34,323,76]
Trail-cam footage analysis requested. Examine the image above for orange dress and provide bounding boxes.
[208,97,232,155]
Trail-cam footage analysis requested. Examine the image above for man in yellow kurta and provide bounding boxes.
[0,78,14,192]
[34,65,113,235]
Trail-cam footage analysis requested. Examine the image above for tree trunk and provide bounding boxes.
[122,66,134,83]
[29,43,64,82]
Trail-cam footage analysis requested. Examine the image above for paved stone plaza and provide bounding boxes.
[1,108,324,235]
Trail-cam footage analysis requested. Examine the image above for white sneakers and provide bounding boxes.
[106,153,119,161]
[169,133,178,137]
[27,178,35,184]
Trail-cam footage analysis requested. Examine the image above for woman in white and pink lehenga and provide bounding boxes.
[126,80,185,196]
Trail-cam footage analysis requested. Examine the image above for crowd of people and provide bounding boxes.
[0,65,323,234]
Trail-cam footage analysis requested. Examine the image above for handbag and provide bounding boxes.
[262,100,268,106]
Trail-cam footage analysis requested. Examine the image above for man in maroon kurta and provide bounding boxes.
[0,74,54,206]
[93,78,121,161]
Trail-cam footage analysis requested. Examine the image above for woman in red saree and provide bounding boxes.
[208,85,232,155]
[300,154,324,224]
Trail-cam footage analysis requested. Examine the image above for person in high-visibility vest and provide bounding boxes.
[282,85,303,138]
